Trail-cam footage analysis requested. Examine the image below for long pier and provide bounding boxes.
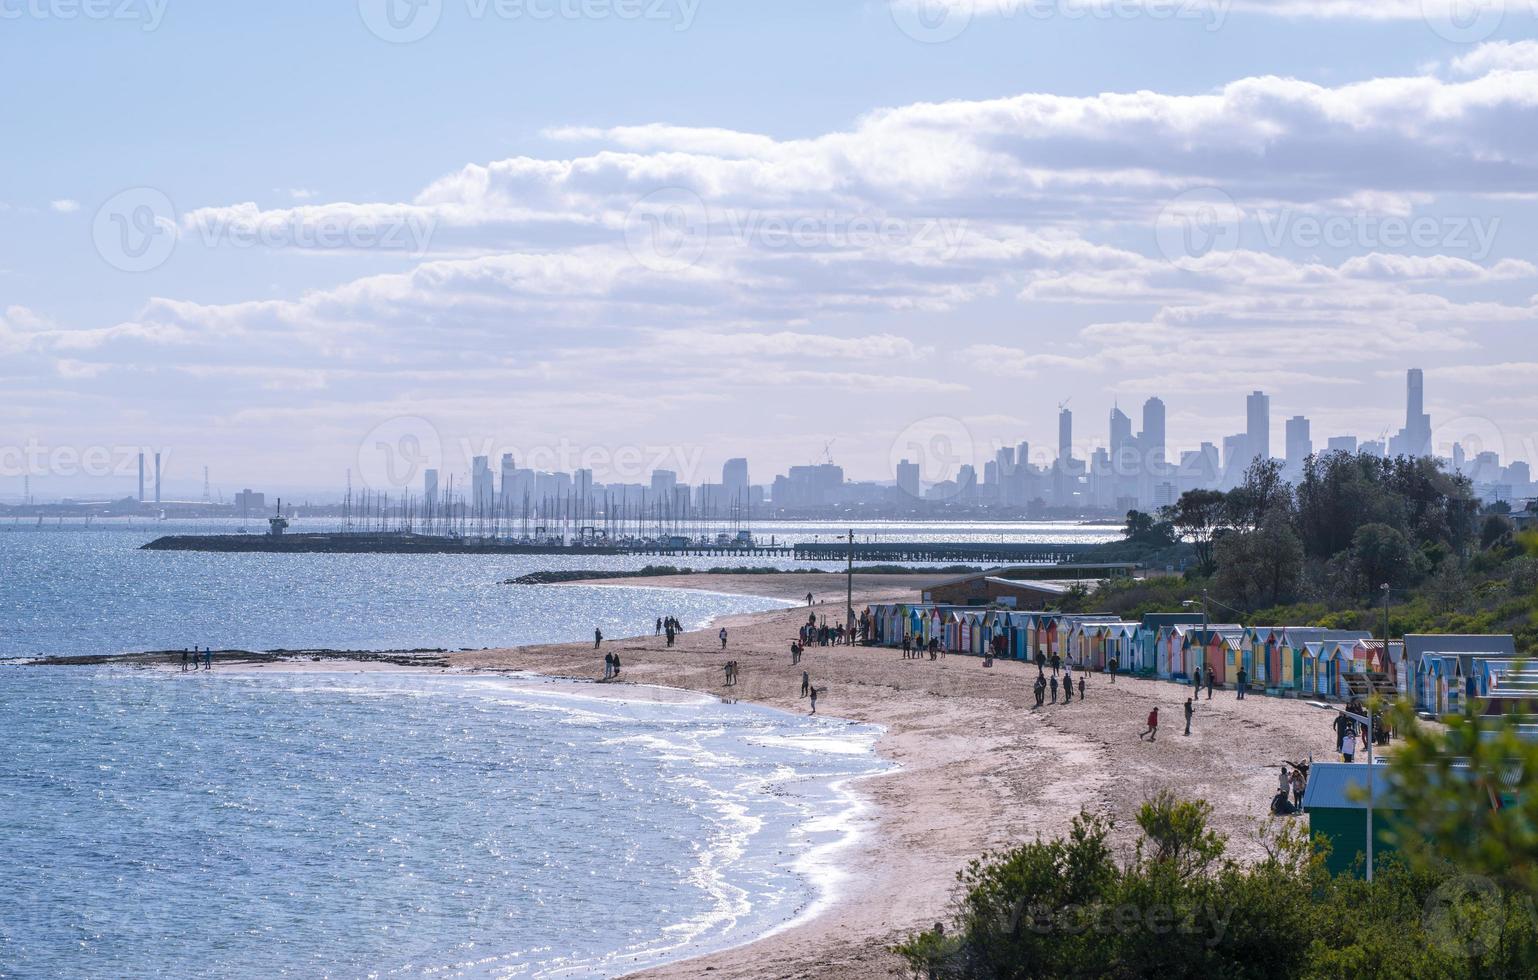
[142,533,1107,565]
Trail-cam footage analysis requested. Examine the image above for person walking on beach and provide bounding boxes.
[809,686,820,714]
[1050,653,1061,677]
[666,625,676,648]
[181,648,190,672]
[1062,671,1072,703]
[655,617,662,636]
[801,670,810,698]
[203,647,213,670]
[1034,650,1046,673]
[1049,674,1059,704]
[1290,767,1306,810]
[611,653,621,678]
[594,628,603,650]
[806,592,814,607]
[1184,697,1194,736]
[603,651,614,680]
[1341,727,1357,763]
[724,662,734,687]
[719,627,729,650]
[1192,665,1201,694]
[1236,666,1248,700]
[1107,656,1118,683]
[1077,675,1085,701]
[1033,673,1046,706]
[1205,663,1214,701]
[1140,707,1159,741]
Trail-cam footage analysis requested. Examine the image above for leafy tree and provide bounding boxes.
[1162,489,1229,577]
[1214,511,1304,610]
[1351,522,1417,595]
[1481,514,1515,551]
[1227,457,1292,532]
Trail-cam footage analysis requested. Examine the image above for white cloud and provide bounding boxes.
[49,199,80,214]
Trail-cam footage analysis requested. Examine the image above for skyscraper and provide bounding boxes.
[471,456,494,514]
[424,468,439,511]
[1246,390,1270,466]
[1285,415,1312,476]
[895,458,921,499]
[722,458,749,512]
[1138,396,1167,507]
[1391,368,1432,457]
[500,454,516,510]
[154,451,161,505]
[137,452,145,503]
[1058,407,1073,463]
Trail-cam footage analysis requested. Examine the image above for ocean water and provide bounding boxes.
[0,524,797,659]
[0,668,887,978]
[0,520,1109,659]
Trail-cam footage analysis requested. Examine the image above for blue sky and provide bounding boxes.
[3,1,1537,499]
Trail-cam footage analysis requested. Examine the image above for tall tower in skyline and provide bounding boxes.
[722,457,750,512]
[1139,396,1167,507]
[1285,415,1312,475]
[1246,390,1271,466]
[1058,407,1073,463]
[1392,367,1433,457]
[137,452,145,503]
[154,452,162,505]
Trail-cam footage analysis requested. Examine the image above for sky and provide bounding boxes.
[3,0,1537,501]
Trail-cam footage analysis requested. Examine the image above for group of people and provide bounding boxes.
[179,647,213,671]
[801,616,859,648]
[1273,761,1309,814]
[723,660,741,686]
[656,616,683,647]
[900,634,941,660]
[602,650,623,680]
[1032,655,1086,706]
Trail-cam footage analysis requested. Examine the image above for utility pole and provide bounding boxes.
[847,528,855,636]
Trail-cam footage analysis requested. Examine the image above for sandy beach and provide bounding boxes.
[453,573,1350,979]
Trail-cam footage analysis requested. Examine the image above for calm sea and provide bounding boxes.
[0,520,1112,659]
[0,669,887,978]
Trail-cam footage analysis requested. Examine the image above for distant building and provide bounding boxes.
[1326,436,1357,455]
[895,458,921,499]
[1389,368,1432,458]
[1285,415,1312,477]
[233,489,266,515]
[1246,390,1271,467]
[423,469,439,511]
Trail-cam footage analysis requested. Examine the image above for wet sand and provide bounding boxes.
[453,573,1347,979]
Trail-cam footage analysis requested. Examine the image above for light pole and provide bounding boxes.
[1380,583,1391,676]
[1339,705,1376,882]
[1182,591,1208,687]
[847,528,855,641]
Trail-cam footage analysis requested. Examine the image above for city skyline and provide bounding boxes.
[16,368,1534,510]
[4,7,1538,501]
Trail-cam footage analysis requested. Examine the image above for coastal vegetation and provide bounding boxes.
[1089,453,1537,651]
[897,705,1538,977]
